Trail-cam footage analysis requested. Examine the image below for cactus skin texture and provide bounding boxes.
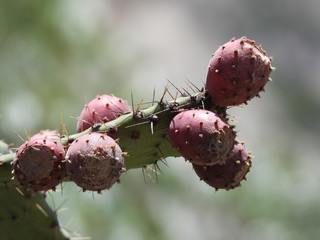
[66,132,125,192]
[76,94,131,132]
[192,141,252,190]
[168,109,236,165]
[13,138,66,191]
[206,37,273,106]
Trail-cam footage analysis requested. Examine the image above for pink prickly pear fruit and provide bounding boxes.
[13,138,66,191]
[206,37,274,106]
[168,109,236,165]
[66,132,125,192]
[192,141,252,190]
[77,94,131,132]
[29,129,60,141]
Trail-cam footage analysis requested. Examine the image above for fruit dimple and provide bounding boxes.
[206,37,273,106]
[17,146,54,181]
[168,109,236,165]
[192,141,252,190]
[13,138,66,191]
[77,95,131,132]
[66,132,125,192]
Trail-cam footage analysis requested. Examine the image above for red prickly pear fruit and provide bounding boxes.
[29,129,60,141]
[206,37,274,106]
[168,109,236,165]
[66,132,125,192]
[192,141,252,190]
[13,138,66,191]
[77,94,131,132]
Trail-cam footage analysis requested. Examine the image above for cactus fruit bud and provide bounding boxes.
[168,109,236,165]
[77,94,131,132]
[13,138,66,191]
[206,37,273,106]
[66,132,125,192]
[192,141,252,190]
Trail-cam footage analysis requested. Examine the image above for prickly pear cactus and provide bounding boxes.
[192,141,252,190]
[206,37,274,106]
[0,140,69,240]
[13,137,66,191]
[66,132,125,192]
[76,94,131,132]
[0,37,274,239]
[168,109,236,165]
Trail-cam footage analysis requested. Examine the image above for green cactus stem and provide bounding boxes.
[0,90,221,180]
[0,181,69,240]
[0,90,217,239]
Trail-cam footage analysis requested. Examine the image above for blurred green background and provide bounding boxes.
[1,0,320,239]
